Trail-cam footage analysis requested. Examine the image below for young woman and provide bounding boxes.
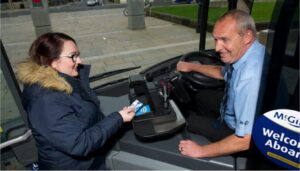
[17,32,135,170]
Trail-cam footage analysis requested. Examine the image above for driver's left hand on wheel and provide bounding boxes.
[176,61,198,72]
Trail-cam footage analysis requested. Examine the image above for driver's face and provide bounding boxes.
[212,17,249,64]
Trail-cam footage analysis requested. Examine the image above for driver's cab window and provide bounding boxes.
[276,7,299,110]
[0,68,28,170]
[0,69,26,143]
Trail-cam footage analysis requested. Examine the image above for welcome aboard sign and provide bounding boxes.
[252,109,300,169]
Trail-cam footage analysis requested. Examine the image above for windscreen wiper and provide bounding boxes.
[92,78,128,90]
[89,66,141,82]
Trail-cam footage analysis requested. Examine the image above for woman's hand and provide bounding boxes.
[118,106,135,122]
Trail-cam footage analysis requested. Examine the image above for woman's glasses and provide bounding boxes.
[60,52,80,63]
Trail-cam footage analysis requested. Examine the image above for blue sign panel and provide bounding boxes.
[252,109,300,170]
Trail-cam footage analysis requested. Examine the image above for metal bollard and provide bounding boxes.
[29,0,52,37]
[127,0,145,30]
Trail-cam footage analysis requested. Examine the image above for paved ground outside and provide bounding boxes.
[1,7,215,85]
[1,7,215,123]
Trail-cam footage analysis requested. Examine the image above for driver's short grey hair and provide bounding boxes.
[217,9,257,38]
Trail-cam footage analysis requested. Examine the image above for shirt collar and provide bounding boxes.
[232,40,259,70]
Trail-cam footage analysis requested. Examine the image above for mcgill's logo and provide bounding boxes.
[274,112,300,128]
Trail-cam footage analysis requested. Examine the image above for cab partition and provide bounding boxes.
[128,74,185,139]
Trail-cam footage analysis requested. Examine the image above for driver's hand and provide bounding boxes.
[176,61,194,72]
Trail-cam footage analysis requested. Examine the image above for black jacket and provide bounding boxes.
[17,62,123,170]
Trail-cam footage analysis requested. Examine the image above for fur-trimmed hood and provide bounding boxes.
[17,61,121,170]
[17,60,73,94]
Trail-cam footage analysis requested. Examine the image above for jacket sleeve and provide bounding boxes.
[28,92,123,157]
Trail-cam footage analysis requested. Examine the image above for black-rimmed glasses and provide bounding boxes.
[60,52,80,62]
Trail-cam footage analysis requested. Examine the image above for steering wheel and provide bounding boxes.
[179,51,225,89]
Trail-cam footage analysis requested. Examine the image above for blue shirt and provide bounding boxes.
[222,40,266,137]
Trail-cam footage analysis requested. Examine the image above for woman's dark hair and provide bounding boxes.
[29,32,77,65]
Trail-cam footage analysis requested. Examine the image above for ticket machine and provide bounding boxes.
[128,74,186,139]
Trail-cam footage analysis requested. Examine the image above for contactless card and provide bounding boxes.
[130,99,143,112]
[130,99,151,116]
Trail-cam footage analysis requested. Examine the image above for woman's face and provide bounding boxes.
[51,40,82,77]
